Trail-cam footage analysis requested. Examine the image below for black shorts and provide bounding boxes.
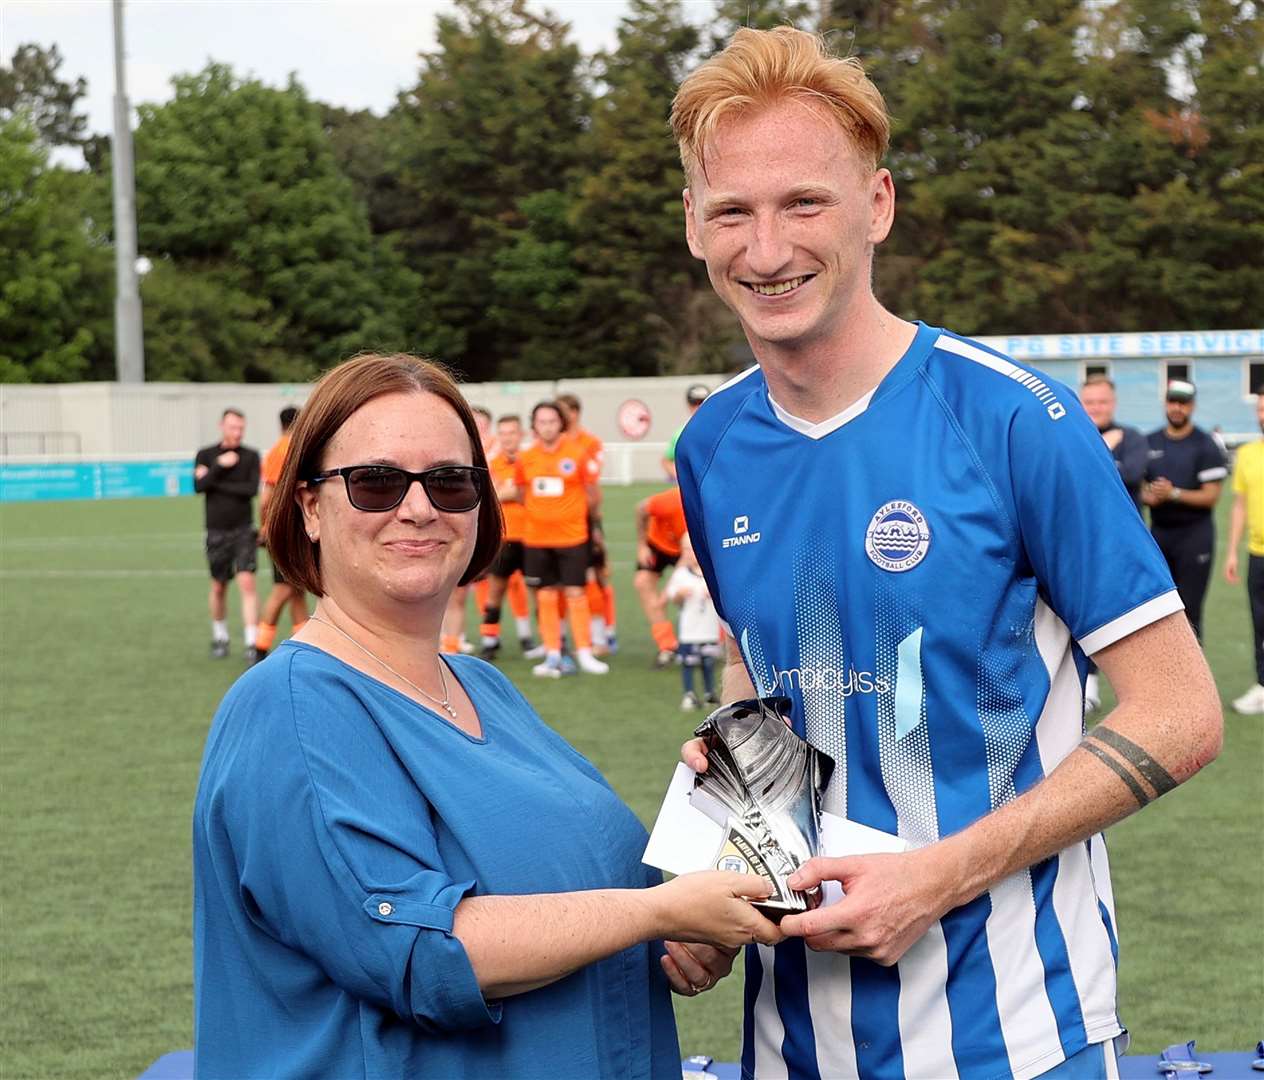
[524,543,589,589]
[489,540,526,579]
[636,541,678,575]
[206,525,257,583]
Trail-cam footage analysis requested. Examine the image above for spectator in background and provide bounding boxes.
[479,414,541,660]
[1078,375,1147,709]
[439,405,500,656]
[556,393,618,655]
[513,401,608,677]
[1079,375,1147,509]
[634,486,687,667]
[662,384,710,482]
[665,536,721,710]
[1144,380,1228,641]
[195,408,262,662]
[1225,393,1264,714]
[256,406,308,660]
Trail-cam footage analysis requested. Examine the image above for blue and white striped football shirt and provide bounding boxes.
[675,322,1181,1080]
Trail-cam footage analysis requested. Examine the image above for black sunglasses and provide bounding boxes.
[306,464,488,513]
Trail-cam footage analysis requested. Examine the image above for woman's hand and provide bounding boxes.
[661,941,739,996]
[681,737,710,773]
[651,870,784,949]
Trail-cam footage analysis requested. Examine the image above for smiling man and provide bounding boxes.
[670,28,1222,1080]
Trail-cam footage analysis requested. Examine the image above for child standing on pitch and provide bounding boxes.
[665,535,721,710]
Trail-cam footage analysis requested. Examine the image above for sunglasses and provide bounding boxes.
[306,464,487,513]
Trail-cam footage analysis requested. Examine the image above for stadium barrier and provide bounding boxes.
[0,444,669,503]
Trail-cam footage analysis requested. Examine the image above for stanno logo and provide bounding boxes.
[722,514,761,549]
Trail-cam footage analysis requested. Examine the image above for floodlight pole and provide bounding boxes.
[111,0,145,383]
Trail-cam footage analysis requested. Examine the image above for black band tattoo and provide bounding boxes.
[1082,742,1151,808]
[1086,727,1178,797]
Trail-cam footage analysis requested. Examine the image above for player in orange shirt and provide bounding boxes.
[556,393,618,655]
[635,485,687,666]
[477,414,540,660]
[256,406,309,658]
[512,401,608,676]
[440,406,499,654]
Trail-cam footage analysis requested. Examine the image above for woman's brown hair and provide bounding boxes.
[265,353,504,595]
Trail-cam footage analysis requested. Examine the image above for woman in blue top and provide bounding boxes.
[192,353,782,1079]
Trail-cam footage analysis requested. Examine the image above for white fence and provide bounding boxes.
[0,376,713,485]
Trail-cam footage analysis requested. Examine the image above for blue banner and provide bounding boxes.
[0,460,194,503]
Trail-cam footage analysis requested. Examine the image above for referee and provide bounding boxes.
[1143,380,1227,641]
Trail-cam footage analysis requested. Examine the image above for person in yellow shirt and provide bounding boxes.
[1225,393,1264,714]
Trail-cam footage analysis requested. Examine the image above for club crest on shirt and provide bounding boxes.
[865,500,931,572]
[558,458,576,475]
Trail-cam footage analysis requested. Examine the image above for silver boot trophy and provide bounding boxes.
[691,697,835,917]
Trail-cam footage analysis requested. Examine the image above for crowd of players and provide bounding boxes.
[193,377,1263,713]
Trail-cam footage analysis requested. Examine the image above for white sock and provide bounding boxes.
[547,650,562,663]
[212,620,229,642]
[244,624,258,647]
[515,616,533,639]
[589,616,608,648]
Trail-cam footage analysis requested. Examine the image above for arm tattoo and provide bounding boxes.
[1086,727,1178,797]
[1081,742,1152,808]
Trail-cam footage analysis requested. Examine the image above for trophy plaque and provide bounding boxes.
[691,696,835,917]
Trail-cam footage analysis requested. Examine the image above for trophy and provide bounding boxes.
[691,696,835,917]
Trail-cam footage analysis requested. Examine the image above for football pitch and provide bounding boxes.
[1,485,1260,1078]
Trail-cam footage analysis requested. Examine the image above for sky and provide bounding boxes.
[0,0,673,138]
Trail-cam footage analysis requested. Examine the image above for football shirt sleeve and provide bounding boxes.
[675,438,728,630]
[1005,399,1180,655]
[1196,434,1229,484]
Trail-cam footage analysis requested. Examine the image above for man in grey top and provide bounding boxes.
[1078,375,1148,709]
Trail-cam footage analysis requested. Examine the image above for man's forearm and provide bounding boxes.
[1227,496,1247,554]
[929,613,1221,911]
[1169,482,1221,509]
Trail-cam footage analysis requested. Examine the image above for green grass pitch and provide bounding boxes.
[1,485,1260,1078]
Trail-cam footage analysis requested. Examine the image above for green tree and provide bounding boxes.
[709,0,817,52]
[489,0,737,377]
[383,0,589,379]
[119,65,417,380]
[0,119,112,382]
[0,43,88,148]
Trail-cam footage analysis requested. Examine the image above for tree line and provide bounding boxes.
[1,0,1259,384]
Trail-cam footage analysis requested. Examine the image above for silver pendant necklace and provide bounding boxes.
[308,614,457,720]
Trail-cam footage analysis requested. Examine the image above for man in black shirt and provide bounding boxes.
[1143,380,1227,641]
[194,408,262,661]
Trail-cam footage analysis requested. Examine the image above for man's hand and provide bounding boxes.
[636,542,653,568]
[1146,476,1174,504]
[661,941,739,996]
[1225,549,1240,585]
[194,464,209,481]
[779,848,959,967]
[216,450,239,469]
[1101,428,1124,451]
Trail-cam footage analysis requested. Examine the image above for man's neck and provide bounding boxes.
[750,303,917,424]
[1165,425,1194,441]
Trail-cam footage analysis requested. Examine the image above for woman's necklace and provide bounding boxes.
[308,614,457,720]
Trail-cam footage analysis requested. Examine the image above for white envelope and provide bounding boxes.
[642,763,909,907]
